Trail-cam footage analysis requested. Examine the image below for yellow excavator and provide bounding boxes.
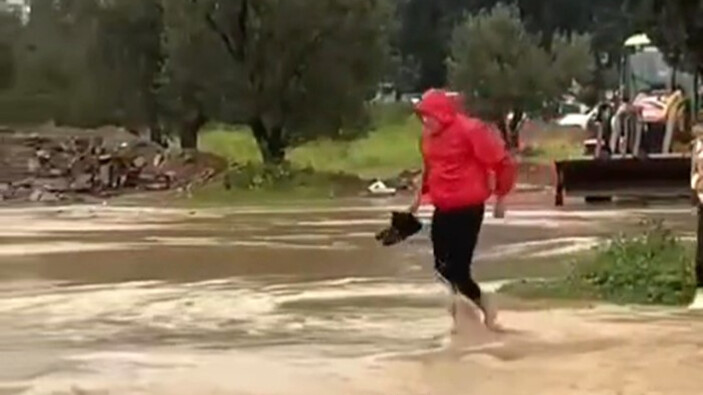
[554,33,700,206]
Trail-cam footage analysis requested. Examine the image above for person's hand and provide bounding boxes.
[493,197,506,219]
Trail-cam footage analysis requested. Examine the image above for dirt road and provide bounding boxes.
[0,197,700,394]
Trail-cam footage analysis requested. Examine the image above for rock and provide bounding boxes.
[132,156,147,169]
[39,191,61,202]
[48,168,65,177]
[35,177,70,192]
[140,173,170,191]
[153,154,164,168]
[36,149,51,161]
[13,178,34,188]
[28,189,43,202]
[71,173,93,192]
[98,165,112,187]
[75,138,91,153]
[48,152,72,172]
[145,182,169,191]
[27,158,40,174]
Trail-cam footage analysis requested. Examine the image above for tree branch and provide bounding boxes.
[190,0,247,62]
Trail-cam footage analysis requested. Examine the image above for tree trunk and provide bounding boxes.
[697,202,703,289]
[146,95,166,148]
[495,119,509,147]
[150,124,165,148]
[179,124,198,150]
[508,108,524,151]
[180,110,207,150]
[484,107,512,149]
[250,117,286,164]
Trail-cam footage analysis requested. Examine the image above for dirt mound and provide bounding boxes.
[0,125,226,203]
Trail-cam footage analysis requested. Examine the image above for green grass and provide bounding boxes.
[522,138,583,163]
[199,116,422,180]
[183,181,347,207]
[195,105,587,205]
[198,124,262,165]
[194,107,422,205]
[501,221,697,306]
[520,123,584,163]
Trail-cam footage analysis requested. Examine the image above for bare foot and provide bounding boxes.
[484,319,507,333]
[479,294,502,331]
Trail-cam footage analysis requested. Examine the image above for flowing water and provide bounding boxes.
[0,197,701,394]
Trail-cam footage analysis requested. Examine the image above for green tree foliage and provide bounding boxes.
[162,0,393,163]
[396,0,495,91]
[0,8,21,91]
[519,0,629,96]
[395,0,629,94]
[10,0,164,133]
[85,0,165,140]
[448,3,592,148]
[1,0,93,123]
[628,0,703,75]
[6,0,391,156]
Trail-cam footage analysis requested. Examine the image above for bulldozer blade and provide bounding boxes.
[554,155,692,205]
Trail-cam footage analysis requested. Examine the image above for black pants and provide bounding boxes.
[431,204,484,304]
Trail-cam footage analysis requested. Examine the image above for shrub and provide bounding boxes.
[502,220,696,306]
[223,162,365,193]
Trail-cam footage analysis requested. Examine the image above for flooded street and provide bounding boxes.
[1,196,702,394]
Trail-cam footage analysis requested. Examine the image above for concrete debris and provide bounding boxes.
[0,126,226,204]
[28,188,43,202]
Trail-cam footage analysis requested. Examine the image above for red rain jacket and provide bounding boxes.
[416,89,516,210]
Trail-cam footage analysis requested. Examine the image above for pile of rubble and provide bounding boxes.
[0,126,225,203]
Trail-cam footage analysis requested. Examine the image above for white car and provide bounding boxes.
[556,107,598,130]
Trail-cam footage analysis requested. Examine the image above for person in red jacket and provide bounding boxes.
[409,89,516,331]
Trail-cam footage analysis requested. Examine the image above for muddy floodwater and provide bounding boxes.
[1,195,702,394]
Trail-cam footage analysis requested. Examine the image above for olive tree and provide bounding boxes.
[162,0,393,162]
[448,3,592,148]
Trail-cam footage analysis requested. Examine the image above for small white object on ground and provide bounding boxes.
[689,289,703,310]
[367,180,397,196]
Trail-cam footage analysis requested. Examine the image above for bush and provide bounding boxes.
[223,162,365,193]
[368,102,414,129]
[200,114,422,180]
[0,93,62,125]
[502,220,696,306]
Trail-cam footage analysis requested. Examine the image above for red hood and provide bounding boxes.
[414,89,460,126]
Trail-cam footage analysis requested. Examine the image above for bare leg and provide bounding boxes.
[478,293,502,331]
[449,297,458,334]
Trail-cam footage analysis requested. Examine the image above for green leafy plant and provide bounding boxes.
[223,162,365,194]
[502,220,696,306]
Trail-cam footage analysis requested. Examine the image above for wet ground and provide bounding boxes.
[0,193,701,394]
